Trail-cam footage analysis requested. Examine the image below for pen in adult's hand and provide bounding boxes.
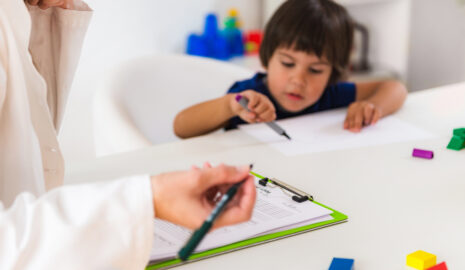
[178,165,253,261]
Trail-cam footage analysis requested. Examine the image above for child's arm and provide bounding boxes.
[344,80,407,132]
[174,90,276,139]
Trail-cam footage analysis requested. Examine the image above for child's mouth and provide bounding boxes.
[286,93,303,101]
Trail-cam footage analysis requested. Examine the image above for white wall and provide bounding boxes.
[59,0,260,165]
[407,0,465,91]
[345,0,411,81]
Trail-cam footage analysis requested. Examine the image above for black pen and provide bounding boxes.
[235,95,291,140]
[178,165,252,261]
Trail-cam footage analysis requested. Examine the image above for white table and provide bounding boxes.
[66,82,465,269]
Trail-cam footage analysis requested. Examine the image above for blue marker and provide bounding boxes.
[235,95,291,140]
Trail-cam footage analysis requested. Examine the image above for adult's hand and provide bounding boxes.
[25,0,76,9]
[151,163,256,230]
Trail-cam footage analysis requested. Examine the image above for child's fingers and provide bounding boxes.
[239,111,257,123]
[371,109,381,125]
[244,93,260,111]
[343,113,352,129]
[363,105,374,125]
[344,106,356,130]
[253,99,270,115]
[254,98,275,116]
[259,108,277,122]
[350,110,364,132]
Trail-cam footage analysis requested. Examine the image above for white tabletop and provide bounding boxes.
[66,82,465,269]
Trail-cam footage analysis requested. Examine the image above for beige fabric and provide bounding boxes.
[0,1,154,269]
[0,1,92,205]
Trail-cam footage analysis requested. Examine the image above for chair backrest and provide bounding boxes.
[94,53,254,156]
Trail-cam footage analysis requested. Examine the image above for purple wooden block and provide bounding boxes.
[412,148,434,159]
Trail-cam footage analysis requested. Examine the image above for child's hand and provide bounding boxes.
[344,101,382,132]
[229,90,276,123]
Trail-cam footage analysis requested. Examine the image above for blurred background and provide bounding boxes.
[61,0,465,165]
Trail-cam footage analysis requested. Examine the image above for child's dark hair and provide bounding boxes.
[259,0,354,84]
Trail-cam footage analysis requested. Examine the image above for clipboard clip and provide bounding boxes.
[258,177,314,203]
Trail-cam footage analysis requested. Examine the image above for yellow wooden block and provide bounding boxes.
[406,250,437,269]
[228,8,239,17]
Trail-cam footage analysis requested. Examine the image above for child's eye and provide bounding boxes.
[281,62,294,68]
[308,68,323,74]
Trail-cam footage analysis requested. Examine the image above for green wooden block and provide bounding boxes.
[453,128,465,139]
[447,135,465,150]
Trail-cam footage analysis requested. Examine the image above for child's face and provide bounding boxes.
[266,48,332,113]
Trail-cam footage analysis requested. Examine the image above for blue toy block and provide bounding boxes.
[204,14,220,39]
[329,257,354,270]
[186,34,208,57]
[209,36,229,60]
[223,28,244,56]
[186,13,231,60]
[186,12,245,60]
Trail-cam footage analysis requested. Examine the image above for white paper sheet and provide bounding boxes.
[150,177,332,261]
[239,109,435,156]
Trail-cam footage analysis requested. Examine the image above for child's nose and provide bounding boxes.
[290,69,306,88]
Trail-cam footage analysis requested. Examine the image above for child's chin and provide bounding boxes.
[282,104,306,113]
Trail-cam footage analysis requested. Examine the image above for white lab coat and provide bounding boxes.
[0,1,154,269]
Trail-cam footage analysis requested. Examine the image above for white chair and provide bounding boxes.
[93,53,255,156]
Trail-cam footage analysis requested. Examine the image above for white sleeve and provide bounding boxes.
[0,175,154,270]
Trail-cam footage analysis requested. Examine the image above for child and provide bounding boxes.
[174,0,407,139]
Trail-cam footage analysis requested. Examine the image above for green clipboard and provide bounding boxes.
[146,172,348,270]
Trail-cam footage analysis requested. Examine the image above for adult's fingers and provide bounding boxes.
[27,0,40,5]
[213,176,256,228]
[191,161,212,171]
[39,2,49,9]
[198,164,251,190]
[203,162,212,169]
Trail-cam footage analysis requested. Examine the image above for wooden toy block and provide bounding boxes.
[406,250,437,269]
[447,135,465,150]
[427,262,448,270]
[412,148,434,159]
[329,257,354,270]
[453,127,465,138]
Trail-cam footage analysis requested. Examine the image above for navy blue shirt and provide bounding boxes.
[225,73,356,130]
